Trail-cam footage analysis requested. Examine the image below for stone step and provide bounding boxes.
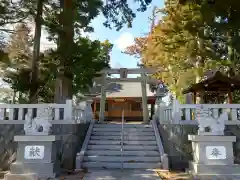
[87,145,158,151]
[86,150,160,156]
[84,156,161,162]
[92,131,155,136]
[94,124,152,128]
[83,162,162,169]
[91,136,156,141]
[92,128,153,132]
[89,140,157,145]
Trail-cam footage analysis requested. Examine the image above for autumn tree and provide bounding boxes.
[125,0,233,102]
[3,23,32,103]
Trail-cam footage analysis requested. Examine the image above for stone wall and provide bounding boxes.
[52,123,89,170]
[0,124,24,170]
[0,123,89,171]
[158,123,240,170]
[225,125,240,164]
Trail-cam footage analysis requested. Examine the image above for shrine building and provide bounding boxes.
[91,81,156,121]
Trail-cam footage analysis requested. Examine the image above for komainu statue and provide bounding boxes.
[196,105,227,136]
[24,107,53,135]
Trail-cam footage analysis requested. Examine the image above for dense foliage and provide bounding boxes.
[125,0,240,103]
[0,0,152,103]
[1,23,112,103]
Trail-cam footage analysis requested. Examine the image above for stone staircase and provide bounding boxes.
[82,123,162,169]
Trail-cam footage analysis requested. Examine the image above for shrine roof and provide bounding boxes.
[182,71,240,94]
[90,82,155,98]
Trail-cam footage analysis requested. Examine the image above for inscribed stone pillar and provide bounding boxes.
[141,73,149,124]
[5,135,60,180]
[188,135,240,179]
[99,73,107,122]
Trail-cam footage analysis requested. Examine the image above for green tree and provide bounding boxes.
[43,0,153,103]
[1,0,154,103]
[0,0,30,33]
[29,0,44,103]
[179,0,240,102]
[3,37,112,103]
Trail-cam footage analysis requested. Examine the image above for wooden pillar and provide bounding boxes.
[141,73,149,124]
[193,92,196,104]
[130,101,132,112]
[99,73,107,122]
[196,91,204,104]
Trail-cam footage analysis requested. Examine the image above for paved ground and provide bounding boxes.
[83,169,161,180]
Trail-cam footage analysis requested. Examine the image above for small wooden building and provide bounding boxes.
[182,71,240,103]
[91,82,156,121]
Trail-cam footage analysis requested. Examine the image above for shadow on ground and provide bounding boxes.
[83,169,160,180]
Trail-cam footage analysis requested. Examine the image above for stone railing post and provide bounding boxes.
[159,102,167,124]
[4,107,60,180]
[188,108,240,178]
[172,99,181,124]
[64,99,73,120]
[86,99,93,122]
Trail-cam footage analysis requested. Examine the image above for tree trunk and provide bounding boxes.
[12,91,16,104]
[54,0,74,103]
[29,0,43,103]
[227,32,236,76]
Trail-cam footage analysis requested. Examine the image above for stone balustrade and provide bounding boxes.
[0,99,93,124]
[157,100,240,125]
[0,99,93,172]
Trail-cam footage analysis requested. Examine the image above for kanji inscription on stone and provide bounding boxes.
[24,145,45,159]
[206,146,226,160]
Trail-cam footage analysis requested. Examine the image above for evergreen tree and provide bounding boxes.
[0,0,154,103]
[2,35,112,103]
[43,0,153,103]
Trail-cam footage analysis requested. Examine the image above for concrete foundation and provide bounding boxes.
[4,173,37,180]
[188,135,240,178]
[4,135,60,179]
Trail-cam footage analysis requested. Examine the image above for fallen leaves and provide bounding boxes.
[156,170,191,180]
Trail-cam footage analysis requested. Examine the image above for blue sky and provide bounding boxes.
[40,0,164,68]
[88,0,164,68]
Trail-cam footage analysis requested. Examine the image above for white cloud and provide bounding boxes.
[115,32,134,51]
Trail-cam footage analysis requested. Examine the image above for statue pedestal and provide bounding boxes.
[4,135,60,180]
[188,135,240,179]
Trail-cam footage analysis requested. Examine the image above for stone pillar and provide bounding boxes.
[99,73,107,122]
[188,135,240,179]
[188,108,240,178]
[86,99,93,122]
[4,135,60,180]
[141,73,149,124]
[154,83,167,122]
